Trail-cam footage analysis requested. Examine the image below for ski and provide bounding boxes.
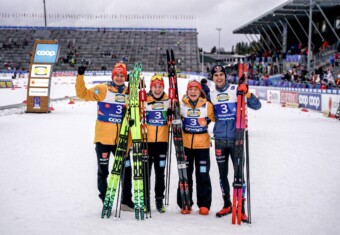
[166,49,191,213]
[129,63,145,220]
[101,105,131,219]
[139,76,151,218]
[244,63,251,224]
[232,64,247,225]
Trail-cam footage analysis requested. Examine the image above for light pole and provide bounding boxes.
[216,28,222,63]
[43,0,47,27]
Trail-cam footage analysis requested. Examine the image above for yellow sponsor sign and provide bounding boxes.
[6,81,13,88]
[30,64,52,78]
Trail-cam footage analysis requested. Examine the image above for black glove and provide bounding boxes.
[78,66,87,75]
[239,74,246,84]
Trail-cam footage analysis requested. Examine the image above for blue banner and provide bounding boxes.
[298,93,321,111]
[33,44,59,63]
[256,87,268,100]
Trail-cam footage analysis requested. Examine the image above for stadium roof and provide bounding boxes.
[233,0,340,34]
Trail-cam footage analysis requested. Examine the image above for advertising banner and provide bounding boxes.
[321,94,340,117]
[29,88,49,96]
[33,44,59,63]
[280,91,299,107]
[29,78,50,87]
[0,80,13,88]
[30,64,52,78]
[267,90,281,103]
[298,93,322,111]
[255,87,268,100]
[52,71,76,77]
[26,40,59,113]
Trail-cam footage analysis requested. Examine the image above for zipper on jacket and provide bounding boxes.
[191,133,195,149]
[155,126,159,143]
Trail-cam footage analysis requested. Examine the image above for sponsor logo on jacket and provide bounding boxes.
[114,94,126,103]
[152,102,165,110]
[186,109,200,117]
[216,93,230,101]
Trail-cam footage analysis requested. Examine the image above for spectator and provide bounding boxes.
[322,40,329,51]
[326,70,336,87]
[200,78,210,98]
[336,74,340,88]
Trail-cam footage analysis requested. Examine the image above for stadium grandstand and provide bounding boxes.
[232,0,340,89]
[0,10,200,74]
[0,26,199,73]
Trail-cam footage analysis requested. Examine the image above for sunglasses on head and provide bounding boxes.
[151,76,163,81]
[188,79,200,83]
[214,66,223,72]
[115,63,126,69]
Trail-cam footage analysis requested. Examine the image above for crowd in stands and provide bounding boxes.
[221,39,340,89]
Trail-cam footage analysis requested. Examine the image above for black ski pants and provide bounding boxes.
[95,142,132,203]
[215,139,246,199]
[145,142,167,200]
[177,148,212,209]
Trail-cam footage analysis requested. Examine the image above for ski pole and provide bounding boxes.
[245,129,251,224]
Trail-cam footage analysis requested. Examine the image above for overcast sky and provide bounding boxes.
[0,0,287,51]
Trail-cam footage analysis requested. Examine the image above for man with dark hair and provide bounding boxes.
[209,65,261,222]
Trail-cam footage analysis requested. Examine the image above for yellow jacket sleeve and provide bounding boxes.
[75,74,107,101]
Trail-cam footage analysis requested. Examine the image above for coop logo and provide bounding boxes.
[298,94,321,110]
[108,118,122,123]
[36,50,56,57]
[33,44,59,63]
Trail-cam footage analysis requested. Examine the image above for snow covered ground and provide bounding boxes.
[1,75,340,235]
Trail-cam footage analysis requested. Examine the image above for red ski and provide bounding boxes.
[232,65,247,225]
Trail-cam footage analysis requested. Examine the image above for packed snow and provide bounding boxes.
[1,75,340,235]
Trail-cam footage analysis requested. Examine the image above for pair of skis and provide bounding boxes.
[232,63,251,225]
[129,64,145,220]
[166,49,191,213]
[101,64,145,220]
